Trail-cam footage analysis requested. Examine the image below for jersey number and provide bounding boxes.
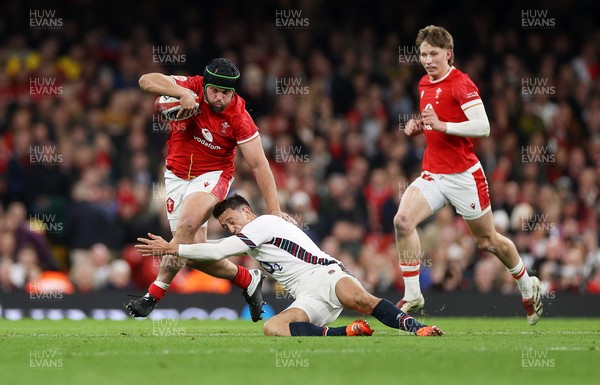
[260,261,283,274]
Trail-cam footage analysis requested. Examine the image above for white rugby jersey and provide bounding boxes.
[178,215,341,297]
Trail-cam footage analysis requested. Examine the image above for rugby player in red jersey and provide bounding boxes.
[394,26,542,325]
[125,58,294,321]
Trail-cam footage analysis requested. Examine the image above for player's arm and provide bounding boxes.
[136,233,250,261]
[238,137,297,224]
[138,73,197,112]
[421,102,490,137]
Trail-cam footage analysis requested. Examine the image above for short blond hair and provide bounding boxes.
[416,25,454,66]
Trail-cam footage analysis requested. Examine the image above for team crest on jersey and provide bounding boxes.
[166,197,175,213]
[435,87,442,99]
[201,128,214,142]
[220,121,230,134]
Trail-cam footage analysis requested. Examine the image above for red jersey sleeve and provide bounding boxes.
[229,96,259,144]
[171,75,203,96]
[452,73,482,109]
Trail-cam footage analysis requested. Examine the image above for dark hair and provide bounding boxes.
[203,58,240,91]
[415,25,454,66]
[213,194,251,219]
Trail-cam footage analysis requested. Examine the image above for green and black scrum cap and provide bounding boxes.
[203,58,240,91]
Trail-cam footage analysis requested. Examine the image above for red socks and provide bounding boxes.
[148,282,168,301]
[232,266,251,289]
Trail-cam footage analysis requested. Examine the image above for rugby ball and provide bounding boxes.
[155,91,200,121]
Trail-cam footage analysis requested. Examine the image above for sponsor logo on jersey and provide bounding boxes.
[201,128,213,142]
[193,134,222,150]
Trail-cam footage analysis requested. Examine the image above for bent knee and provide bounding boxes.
[176,217,202,238]
[393,214,415,237]
[263,319,287,336]
[476,235,503,253]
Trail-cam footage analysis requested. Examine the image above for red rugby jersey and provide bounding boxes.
[165,75,258,180]
[419,67,483,174]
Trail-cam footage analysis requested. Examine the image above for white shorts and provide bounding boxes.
[164,169,233,232]
[410,162,491,220]
[287,263,361,327]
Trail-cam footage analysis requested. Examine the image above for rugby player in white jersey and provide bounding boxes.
[136,195,443,337]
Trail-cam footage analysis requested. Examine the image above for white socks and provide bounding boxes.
[400,263,421,300]
[508,260,533,299]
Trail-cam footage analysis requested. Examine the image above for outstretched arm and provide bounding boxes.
[136,233,250,261]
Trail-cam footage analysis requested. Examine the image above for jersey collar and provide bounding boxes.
[429,66,455,84]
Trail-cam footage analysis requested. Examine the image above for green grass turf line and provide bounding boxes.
[1,318,599,385]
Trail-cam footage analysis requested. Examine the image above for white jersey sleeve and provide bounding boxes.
[178,236,249,260]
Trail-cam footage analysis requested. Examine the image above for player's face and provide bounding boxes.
[217,207,253,235]
[419,41,452,80]
[204,85,235,113]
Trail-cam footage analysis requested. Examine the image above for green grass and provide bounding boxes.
[1,317,599,385]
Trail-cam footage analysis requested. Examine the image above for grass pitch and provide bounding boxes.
[1,317,598,385]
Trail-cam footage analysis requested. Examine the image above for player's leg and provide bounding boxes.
[125,191,215,317]
[270,300,372,337]
[393,176,445,311]
[465,211,542,324]
[263,308,310,336]
[334,277,443,336]
[448,163,542,325]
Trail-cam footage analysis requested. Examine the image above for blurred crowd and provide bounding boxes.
[1,0,599,297]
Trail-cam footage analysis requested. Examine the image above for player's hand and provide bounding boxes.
[404,118,424,136]
[271,210,299,226]
[421,108,447,132]
[176,89,198,119]
[136,233,178,257]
